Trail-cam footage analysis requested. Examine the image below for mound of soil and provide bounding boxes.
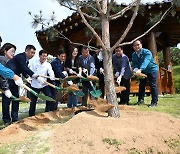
[0,106,179,154]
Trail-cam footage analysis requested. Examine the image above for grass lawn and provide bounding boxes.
[129,94,180,118]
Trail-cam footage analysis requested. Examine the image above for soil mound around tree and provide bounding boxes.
[50,110,180,154]
[0,106,179,154]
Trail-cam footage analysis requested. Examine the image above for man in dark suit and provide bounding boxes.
[113,46,133,105]
[50,49,67,110]
[79,46,96,106]
[4,45,37,123]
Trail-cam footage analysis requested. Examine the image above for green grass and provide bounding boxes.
[129,94,180,118]
[0,130,50,154]
[102,138,124,149]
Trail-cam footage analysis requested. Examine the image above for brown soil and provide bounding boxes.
[0,105,179,154]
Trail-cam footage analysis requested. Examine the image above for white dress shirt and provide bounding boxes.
[30,59,55,89]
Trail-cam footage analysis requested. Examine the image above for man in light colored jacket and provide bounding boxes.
[29,50,55,116]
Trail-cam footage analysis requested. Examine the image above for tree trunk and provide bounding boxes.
[101,13,120,118]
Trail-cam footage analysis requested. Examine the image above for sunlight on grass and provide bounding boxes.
[129,94,180,118]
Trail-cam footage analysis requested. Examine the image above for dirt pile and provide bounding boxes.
[0,106,179,154]
[50,110,180,154]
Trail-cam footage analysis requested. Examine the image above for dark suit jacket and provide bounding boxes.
[65,57,80,73]
[51,58,66,79]
[79,55,95,76]
[7,52,34,77]
[112,53,133,80]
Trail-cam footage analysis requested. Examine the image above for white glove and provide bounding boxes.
[37,77,45,83]
[4,90,13,98]
[67,81,73,85]
[62,71,68,77]
[115,72,120,77]
[69,69,74,74]
[50,76,55,81]
[136,69,141,73]
[116,75,122,85]
[133,68,139,73]
[77,72,82,77]
[100,68,104,74]
[15,78,24,87]
[83,68,88,74]
[32,73,39,79]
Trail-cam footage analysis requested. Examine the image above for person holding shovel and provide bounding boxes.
[65,46,81,109]
[78,46,96,107]
[132,39,158,107]
[0,43,24,125]
[50,49,68,110]
[4,44,37,123]
[113,46,133,105]
[29,50,55,116]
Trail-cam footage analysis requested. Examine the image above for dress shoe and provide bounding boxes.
[148,102,157,108]
[137,100,144,105]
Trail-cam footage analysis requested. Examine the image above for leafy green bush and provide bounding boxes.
[173,66,180,93]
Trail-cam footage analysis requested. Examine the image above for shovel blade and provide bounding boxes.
[90,90,102,98]
[38,94,55,102]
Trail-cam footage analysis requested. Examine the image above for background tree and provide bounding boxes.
[30,0,178,118]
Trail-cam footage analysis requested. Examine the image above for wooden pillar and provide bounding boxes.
[163,47,171,69]
[147,31,162,95]
[163,47,175,94]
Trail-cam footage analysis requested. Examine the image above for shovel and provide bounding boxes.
[83,72,102,98]
[43,80,67,92]
[23,84,55,102]
[0,89,31,102]
[66,84,85,97]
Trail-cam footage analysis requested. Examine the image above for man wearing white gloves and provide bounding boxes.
[29,50,55,116]
[50,49,67,110]
[132,39,158,107]
[113,46,133,105]
[79,46,96,106]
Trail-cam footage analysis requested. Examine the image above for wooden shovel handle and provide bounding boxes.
[41,75,60,81]
[43,80,56,88]
[23,84,32,92]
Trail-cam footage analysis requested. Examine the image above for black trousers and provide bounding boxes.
[119,77,130,104]
[2,82,19,124]
[82,81,95,106]
[138,71,158,104]
[29,86,53,116]
[97,73,105,98]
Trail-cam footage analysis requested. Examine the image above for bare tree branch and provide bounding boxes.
[118,5,174,47]
[37,21,97,51]
[60,2,100,20]
[82,12,100,20]
[102,0,108,15]
[110,0,141,53]
[107,0,114,15]
[110,0,138,20]
[74,1,105,49]
[96,0,104,15]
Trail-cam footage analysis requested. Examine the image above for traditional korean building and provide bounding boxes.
[36,0,180,94]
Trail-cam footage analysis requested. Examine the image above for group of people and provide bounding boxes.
[0,36,158,126]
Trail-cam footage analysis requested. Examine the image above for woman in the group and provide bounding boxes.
[0,43,17,95]
[0,43,23,125]
[65,47,80,108]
